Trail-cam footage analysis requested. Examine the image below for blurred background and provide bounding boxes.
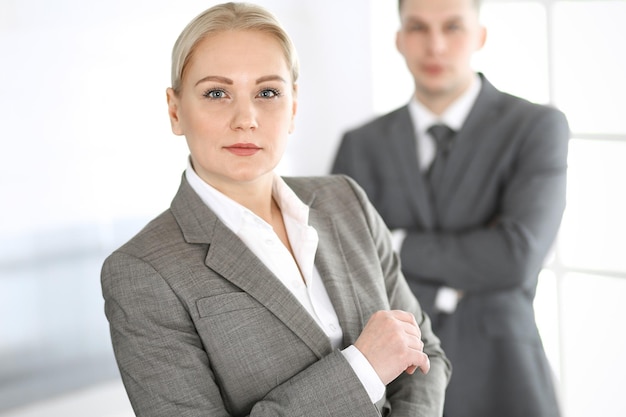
[1,0,625,416]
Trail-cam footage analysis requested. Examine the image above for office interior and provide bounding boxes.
[1,0,624,416]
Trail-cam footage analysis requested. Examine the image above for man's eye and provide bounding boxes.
[404,24,426,32]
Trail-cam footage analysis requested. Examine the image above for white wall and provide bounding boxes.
[0,0,373,237]
[0,0,375,412]
[5,1,625,416]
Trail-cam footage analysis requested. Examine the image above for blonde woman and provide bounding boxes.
[101,3,450,416]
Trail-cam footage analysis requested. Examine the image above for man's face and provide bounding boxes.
[396,0,486,105]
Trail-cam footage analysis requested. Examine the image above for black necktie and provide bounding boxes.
[427,124,455,192]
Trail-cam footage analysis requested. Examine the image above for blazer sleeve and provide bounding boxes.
[342,176,451,416]
[400,108,570,293]
[102,252,232,416]
[102,251,386,417]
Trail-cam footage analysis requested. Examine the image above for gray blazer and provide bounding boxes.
[101,174,451,417]
[332,75,569,417]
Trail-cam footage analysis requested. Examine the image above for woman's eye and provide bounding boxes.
[258,89,280,99]
[203,89,226,99]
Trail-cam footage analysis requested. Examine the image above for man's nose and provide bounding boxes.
[427,30,447,55]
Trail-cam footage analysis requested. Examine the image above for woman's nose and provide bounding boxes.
[230,99,259,131]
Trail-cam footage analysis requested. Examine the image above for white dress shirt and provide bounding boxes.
[409,73,482,171]
[396,74,482,313]
[185,162,385,402]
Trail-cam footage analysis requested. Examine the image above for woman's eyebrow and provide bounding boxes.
[195,75,233,86]
[194,75,286,86]
[256,75,287,84]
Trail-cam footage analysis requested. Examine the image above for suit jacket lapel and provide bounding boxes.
[171,176,332,359]
[437,76,501,212]
[307,206,364,347]
[286,178,366,347]
[388,107,436,229]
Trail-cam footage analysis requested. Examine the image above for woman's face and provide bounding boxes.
[166,30,297,192]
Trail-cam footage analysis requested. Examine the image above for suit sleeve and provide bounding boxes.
[342,176,451,417]
[332,131,378,199]
[102,253,231,416]
[400,109,569,293]
[102,251,383,417]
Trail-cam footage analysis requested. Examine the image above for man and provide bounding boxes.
[331,0,568,416]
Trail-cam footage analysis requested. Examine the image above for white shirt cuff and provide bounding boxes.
[390,228,407,253]
[435,286,460,313]
[341,345,385,403]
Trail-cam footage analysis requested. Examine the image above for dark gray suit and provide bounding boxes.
[101,174,451,416]
[332,75,569,417]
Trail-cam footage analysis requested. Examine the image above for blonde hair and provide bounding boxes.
[170,2,299,93]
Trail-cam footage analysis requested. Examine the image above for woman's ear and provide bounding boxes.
[289,84,298,134]
[166,88,184,136]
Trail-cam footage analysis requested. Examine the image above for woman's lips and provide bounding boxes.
[225,143,261,156]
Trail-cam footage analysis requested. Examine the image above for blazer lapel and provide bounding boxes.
[308,206,365,347]
[437,76,501,213]
[387,107,436,229]
[172,176,332,359]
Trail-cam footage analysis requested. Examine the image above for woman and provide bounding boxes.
[101,3,450,416]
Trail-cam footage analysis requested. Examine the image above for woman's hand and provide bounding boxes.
[354,310,430,385]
